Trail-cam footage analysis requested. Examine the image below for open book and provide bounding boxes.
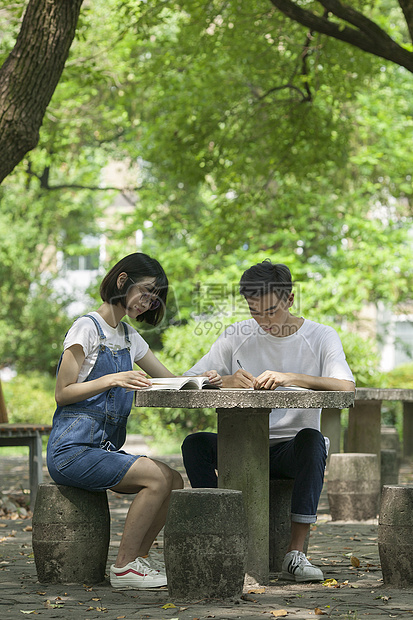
[142,377,220,390]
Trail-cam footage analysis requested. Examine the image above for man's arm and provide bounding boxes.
[253,371,355,392]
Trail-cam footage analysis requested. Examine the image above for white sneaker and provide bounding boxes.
[147,549,165,573]
[110,556,167,589]
[282,550,324,582]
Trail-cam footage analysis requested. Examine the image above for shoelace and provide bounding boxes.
[288,551,310,572]
[133,557,159,576]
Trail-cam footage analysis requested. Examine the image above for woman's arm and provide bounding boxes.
[136,349,222,385]
[55,344,152,406]
[135,349,176,379]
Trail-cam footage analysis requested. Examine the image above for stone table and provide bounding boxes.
[134,388,355,584]
[348,388,413,460]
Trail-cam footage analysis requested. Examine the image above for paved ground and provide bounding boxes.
[1,437,413,620]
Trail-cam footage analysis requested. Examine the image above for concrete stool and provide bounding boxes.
[381,449,399,486]
[327,453,380,521]
[164,488,248,599]
[32,483,110,584]
[379,485,413,587]
[269,479,308,573]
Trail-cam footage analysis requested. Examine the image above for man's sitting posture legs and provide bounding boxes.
[182,428,326,581]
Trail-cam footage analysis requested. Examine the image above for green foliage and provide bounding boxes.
[1,0,413,445]
[337,330,382,387]
[379,363,413,389]
[3,372,56,425]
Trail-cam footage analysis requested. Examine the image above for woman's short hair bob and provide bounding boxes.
[100,253,168,326]
[239,259,292,301]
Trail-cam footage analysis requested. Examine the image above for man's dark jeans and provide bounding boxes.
[181,427,327,523]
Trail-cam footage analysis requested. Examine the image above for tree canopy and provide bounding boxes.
[0,0,412,381]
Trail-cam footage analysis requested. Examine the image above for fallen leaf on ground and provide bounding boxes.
[23,525,32,532]
[315,608,327,615]
[162,603,177,609]
[270,610,288,617]
[350,556,360,568]
[248,587,265,594]
[322,578,338,587]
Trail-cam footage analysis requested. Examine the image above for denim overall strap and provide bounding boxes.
[84,313,106,342]
[120,320,131,349]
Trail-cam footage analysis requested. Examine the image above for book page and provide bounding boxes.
[142,377,210,390]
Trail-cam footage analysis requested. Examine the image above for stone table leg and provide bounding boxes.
[347,400,382,466]
[217,407,270,585]
[403,401,413,457]
[321,408,341,455]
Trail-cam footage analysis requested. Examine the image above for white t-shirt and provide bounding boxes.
[184,318,355,443]
[63,312,149,382]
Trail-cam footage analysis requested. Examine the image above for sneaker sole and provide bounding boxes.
[110,575,167,589]
[281,571,323,583]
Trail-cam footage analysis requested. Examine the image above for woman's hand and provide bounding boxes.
[202,370,223,386]
[111,370,152,390]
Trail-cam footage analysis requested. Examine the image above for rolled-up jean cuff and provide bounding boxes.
[291,513,317,524]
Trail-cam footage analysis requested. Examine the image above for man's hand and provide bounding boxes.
[222,369,255,389]
[202,370,223,386]
[253,370,290,390]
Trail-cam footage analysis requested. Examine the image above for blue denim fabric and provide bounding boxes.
[47,314,141,491]
[181,428,327,524]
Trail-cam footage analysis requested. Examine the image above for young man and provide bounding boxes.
[181,259,355,582]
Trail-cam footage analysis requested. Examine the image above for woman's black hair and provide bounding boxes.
[239,259,292,300]
[100,253,168,326]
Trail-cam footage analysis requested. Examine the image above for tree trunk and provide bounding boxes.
[0,0,84,184]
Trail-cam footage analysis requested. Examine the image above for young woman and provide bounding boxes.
[47,253,221,589]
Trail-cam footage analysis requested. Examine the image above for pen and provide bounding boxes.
[236,359,244,370]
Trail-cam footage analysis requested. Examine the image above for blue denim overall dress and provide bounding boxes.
[47,314,142,491]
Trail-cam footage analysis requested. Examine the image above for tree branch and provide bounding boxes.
[268,0,413,73]
[257,83,310,101]
[399,0,413,42]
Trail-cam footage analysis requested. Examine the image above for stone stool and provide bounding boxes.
[32,483,110,584]
[269,479,308,573]
[327,453,380,521]
[164,488,248,599]
[379,485,413,587]
[380,449,399,486]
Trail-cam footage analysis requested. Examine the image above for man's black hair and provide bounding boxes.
[239,259,292,299]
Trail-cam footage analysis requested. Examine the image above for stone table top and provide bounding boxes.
[134,389,355,410]
[355,387,413,401]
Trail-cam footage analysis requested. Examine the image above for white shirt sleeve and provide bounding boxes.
[63,316,99,358]
[320,327,355,383]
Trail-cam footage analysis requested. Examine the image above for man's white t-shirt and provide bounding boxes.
[184,318,355,443]
[63,312,149,382]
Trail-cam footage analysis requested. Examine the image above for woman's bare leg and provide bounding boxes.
[110,458,183,568]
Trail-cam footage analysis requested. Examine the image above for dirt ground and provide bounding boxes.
[1,442,413,620]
